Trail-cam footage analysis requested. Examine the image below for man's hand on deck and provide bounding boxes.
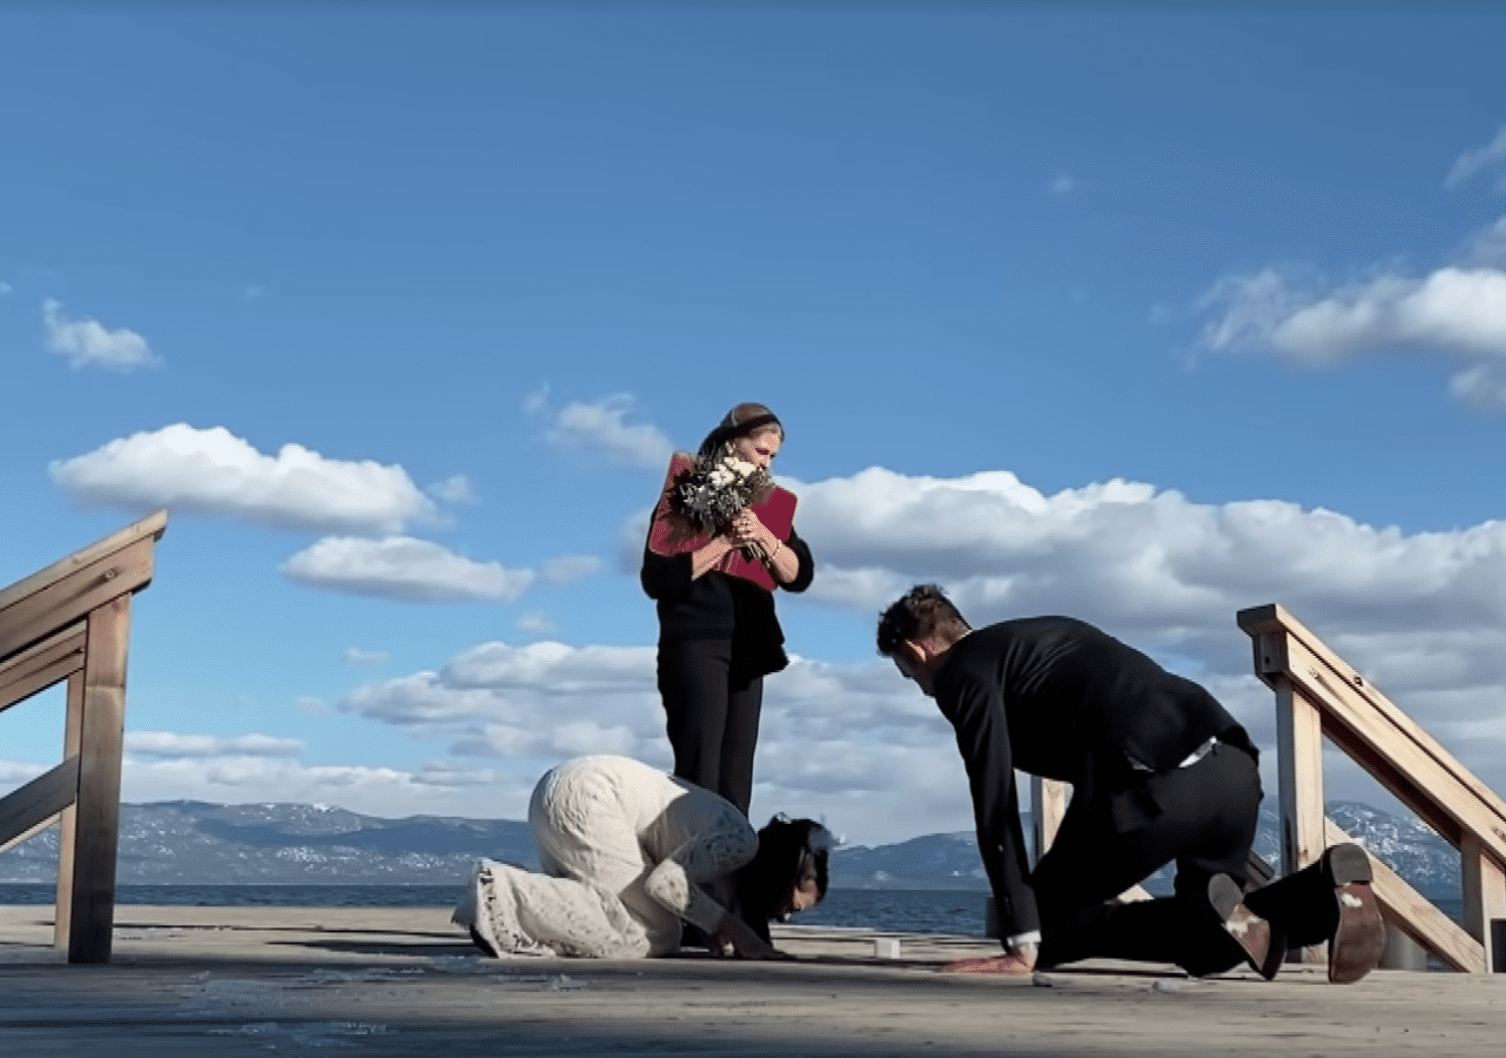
[942,942,1037,975]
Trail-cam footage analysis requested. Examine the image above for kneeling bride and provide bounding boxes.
[452,754,833,960]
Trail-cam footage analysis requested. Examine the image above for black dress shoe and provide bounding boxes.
[1208,873,1285,980]
[1319,844,1384,984]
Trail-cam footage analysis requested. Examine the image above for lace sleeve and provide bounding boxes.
[642,810,759,934]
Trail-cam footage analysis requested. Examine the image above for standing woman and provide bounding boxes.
[641,402,814,816]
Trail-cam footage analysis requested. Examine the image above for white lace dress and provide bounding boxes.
[451,755,759,958]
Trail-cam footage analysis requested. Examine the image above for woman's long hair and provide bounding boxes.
[733,816,833,942]
[697,402,784,460]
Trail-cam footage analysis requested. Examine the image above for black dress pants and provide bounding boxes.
[657,637,763,816]
[1034,742,1263,975]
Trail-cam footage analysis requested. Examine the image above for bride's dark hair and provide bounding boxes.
[733,816,833,942]
[697,402,784,460]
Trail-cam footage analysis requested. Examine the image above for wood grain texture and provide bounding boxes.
[0,538,155,665]
[0,757,79,850]
[1460,835,1506,973]
[0,622,86,714]
[54,671,84,949]
[0,510,165,613]
[66,597,132,965]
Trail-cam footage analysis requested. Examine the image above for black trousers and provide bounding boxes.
[1035,742,1264,975]
[656,637,763,816]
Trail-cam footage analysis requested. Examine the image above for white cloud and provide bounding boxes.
[1445,126,1506,191]
[542,555,602,584]
[50,424,437,534]
[125,731,305,759]
[0,281,12,297]
[1461,217,1506,268]
[281,536,536,603]
[1448,363,1506,411]
[341,647,388,667]
[244,285,265,301]
[516,611,555,635]
[0,760,46,785]
[544,394,674,469]
[522,383,550,416]
[427,474,477,505]
[1202,265,1506,365]
[335,639,969,843]
[1049,175,1077,196]
[42,297,158,371]
[113,756,541,818]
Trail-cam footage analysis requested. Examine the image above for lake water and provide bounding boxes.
[0,884,990,934]
[0,884,1464,943]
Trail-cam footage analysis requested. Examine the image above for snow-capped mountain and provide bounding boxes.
[0,798,1462,898]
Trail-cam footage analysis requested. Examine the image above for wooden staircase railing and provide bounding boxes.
[1239,603,1506,973]
[0,511,167,964]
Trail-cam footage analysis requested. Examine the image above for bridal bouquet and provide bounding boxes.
[667,451,775,538]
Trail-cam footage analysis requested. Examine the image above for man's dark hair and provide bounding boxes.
[876,584,971,657]
[733,816,832,942]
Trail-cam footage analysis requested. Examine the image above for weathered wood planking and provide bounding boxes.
[0,622,86,714]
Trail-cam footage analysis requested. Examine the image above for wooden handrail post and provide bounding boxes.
[1240,602,1506,973]
[1460,835,1506,973]
[67,594,133,964]
[0,511,166,966]
[1271,669,1327,966]
[53,670,85,950]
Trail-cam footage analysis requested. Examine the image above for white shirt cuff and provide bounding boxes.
[1006,930,1041,950]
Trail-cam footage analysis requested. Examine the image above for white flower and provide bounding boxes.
[722,457,757,478]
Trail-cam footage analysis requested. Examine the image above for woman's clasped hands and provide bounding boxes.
[728,509,776,560]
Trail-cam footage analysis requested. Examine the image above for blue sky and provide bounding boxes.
[5,4,1506,846]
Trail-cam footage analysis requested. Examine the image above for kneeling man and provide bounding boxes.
[877,585,1383,982]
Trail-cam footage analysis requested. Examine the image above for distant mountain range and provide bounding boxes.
[0,799,1462,900]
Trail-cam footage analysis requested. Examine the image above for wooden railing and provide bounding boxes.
[1239,603,1506,973]
[0,511,167,964]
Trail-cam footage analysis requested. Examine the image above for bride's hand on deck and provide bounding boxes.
[711,915,793,961]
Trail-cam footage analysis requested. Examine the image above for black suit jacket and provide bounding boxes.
[931,618,1255,939]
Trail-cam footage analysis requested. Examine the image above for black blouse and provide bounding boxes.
[640,528,815,677]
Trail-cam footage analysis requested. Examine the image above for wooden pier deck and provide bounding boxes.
[1,904,1501,1056]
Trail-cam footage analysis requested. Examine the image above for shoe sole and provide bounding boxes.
[1329,880,1385,984]
[1321,845,1383,984]
[1209,874,1282,980]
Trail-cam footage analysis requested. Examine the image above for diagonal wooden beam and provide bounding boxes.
[0,622,86,714]
[0,812,61,857]
[1241,604,1506,850]
[0,757,80,850]
[1324,816,1484,974]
